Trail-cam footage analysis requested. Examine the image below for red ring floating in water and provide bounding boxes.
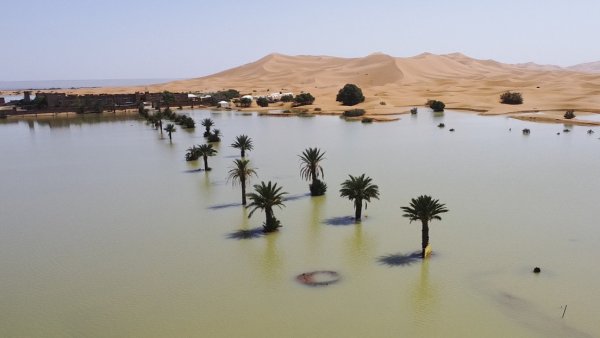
[296,271,341,286]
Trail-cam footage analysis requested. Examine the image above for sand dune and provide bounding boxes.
[568,61,600,73]
[25,52,600,121]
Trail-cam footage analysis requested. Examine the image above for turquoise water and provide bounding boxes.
[0,110,598,337]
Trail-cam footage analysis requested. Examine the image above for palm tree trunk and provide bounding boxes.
[203,156,208,171]
[168,132,172,141]
[354,199,362,221]
[159,120,163,134]
[241,177,247,205]
[241,149,245,158]
[421,220,430,258]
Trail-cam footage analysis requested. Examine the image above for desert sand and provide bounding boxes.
[5,52,600,124]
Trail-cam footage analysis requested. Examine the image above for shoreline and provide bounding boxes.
[5,103,600,127]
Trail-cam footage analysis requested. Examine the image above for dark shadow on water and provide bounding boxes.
[283,193,311,202]
[377,251,423,267]
[227,228,264,240]
[208,202,243,210]
[323,216,357,226]
[183,168,204,173]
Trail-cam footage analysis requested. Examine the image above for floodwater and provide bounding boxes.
[1,110,599,337]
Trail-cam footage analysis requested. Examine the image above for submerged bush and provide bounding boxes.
[309,179,327,196]
[410,107,418,114]
[263,217,282,233]
[361,117,374,123]
[564,110,575,119]
[427,100,445,112]
[343,109,366,117]
[500,91,523,105]
[208,129,222,142]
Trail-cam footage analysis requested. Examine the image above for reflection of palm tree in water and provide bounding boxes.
[261,233,284,285]
[202,171,211,192]
[308,196,325,247]
[412,259,438,329]
[346,224,374,268]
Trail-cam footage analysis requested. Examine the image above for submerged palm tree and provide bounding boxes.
[201,118,215,137]
[247,181,288,233]
[401,195,449,258]
[231,135,254,157]
[208,129,222,143]
[339,174,380,222]
[299,147,327,196]
[164,123,176,141]
[155,111,164,134]
[185,145,200,161]
[197,144,218,171]
[227,159,257,205]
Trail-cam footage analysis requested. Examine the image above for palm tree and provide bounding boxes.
[201,118,215,137]
[247,181,288,233]
[164,123,176,141]
[185,145,200,161]
[196,144,218,171]
[227,159,257,205]
[299,147,326,196]
[401,195,449,258]
[208,129,222,143]
[339,174,380,222]
[231,135,254,157]
[155,111,164,134]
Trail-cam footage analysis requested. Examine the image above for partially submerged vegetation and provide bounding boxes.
[427,100,445,112]
[564,110,576,119]
[343,109,366,117]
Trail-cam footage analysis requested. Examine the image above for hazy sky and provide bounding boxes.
[2,0,599,81]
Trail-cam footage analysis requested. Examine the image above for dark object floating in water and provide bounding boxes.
[588,129,595,134]
[533,267,541,273]
[557,132,560,135]
[563,129,570,133]
[296,271,341,287]
[438,123,445,128]
[449,128,455,132]
[522,128,531,135]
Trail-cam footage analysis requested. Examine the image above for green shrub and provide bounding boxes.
[309,179,327,196]
[500,91,523,104]
[361,117,374,123]
[280,94,294,102]
[314,107,322,112]
[256,97,269,107]
[410,107,418,114]
[336,84,365,106]
[564,110,575,119]
[427,100,445,112]
[294,93,315,106]
[239,97,252,108]
[343,109,366,117]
